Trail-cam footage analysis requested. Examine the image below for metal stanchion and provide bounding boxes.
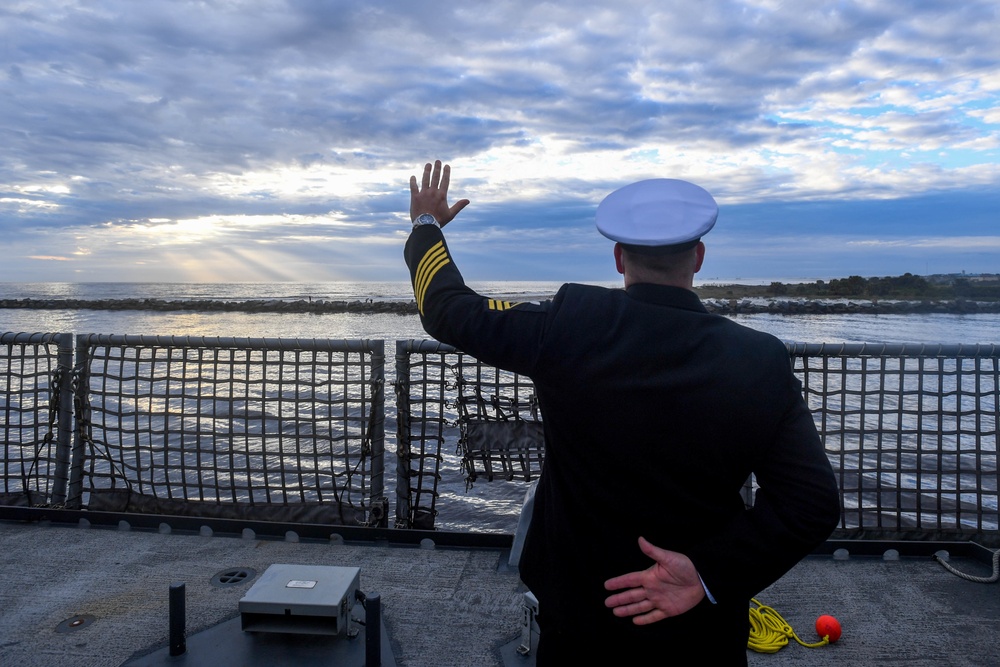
[362,590,381,666]
[169,582,186,657]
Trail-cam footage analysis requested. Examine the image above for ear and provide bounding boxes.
[693,242,706,274]
[614,243,625,275]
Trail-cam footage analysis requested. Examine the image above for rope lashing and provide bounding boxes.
[934,549,1000,584]
[747,598,832,653]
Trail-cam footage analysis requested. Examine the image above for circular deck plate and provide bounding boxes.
[210,567,257,588]
[56,614,97,633]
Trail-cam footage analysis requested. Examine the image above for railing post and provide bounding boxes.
[368,340,386,527]
[50,332,75,506]
[394,340,412,528]
[66,334,89,509]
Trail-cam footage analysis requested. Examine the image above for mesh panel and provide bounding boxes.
[454,357,542,483]
[5,332,997,539]
[74,335,384,525]
[395,344,451,529]
[398,340,999,539]
[0,333,65,505]
[394,340,540,530]
[792,343,999,536]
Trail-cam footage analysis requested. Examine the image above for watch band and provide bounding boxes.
[413,213,440,228]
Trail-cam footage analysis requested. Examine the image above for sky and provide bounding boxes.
[1,0,998,285]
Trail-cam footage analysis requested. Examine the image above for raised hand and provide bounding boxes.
[409,160,470,228]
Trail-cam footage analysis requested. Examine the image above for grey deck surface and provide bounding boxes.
[0,520,997,666]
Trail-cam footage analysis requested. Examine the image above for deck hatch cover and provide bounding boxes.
[211,567,256,588]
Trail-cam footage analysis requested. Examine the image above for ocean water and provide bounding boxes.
[0,281,570,303]
[1,281,998,345]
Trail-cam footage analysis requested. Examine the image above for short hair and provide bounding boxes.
[621,244,699,282]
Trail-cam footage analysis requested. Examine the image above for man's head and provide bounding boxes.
[613,241,705,289]
[596,178,717,289]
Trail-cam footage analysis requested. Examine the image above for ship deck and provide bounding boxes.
[1,512,997,667]
[2,335,998,665]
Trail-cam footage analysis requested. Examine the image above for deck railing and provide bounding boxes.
[2,333,386,526]
[394,340,541,530]
[0,332,74,506]
[396,341,999,541]
[2,333,997,544]
[791,343,998,542]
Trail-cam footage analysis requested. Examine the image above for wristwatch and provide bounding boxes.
[413,213,440,228]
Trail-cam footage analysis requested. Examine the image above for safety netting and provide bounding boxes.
[394,340,542,530]
[72,335,386,526]
[0,332,71,506]
[396,340,998,540]
[791,343,999,540]
[3,332,997,543]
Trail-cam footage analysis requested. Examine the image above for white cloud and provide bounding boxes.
[0,0,998,281]
[849,236,1000,249]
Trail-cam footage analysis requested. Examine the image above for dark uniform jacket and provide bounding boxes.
[405,225,840,660]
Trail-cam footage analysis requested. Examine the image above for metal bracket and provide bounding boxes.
[516,591,539,656]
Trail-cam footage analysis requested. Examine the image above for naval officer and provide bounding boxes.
[403,160,840,664]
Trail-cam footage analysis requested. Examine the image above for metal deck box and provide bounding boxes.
[239,564,360,636]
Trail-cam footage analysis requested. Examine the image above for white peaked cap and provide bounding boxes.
[596,178,718,251]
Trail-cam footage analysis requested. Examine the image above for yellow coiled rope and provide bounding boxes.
[747,598,831,653]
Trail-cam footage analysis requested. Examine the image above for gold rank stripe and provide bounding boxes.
[487,299,518,311]
[414,241,450,315]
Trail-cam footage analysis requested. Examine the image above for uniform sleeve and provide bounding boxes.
[687,347,841,603]
[403,224,552,376]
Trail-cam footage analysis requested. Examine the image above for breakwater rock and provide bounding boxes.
[0,297,421,315]
[1,297,998,316]
[701,298,1000,315]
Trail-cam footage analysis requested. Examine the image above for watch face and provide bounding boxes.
[415,214,438,225]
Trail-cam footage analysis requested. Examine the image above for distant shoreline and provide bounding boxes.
[3,295,1000,316]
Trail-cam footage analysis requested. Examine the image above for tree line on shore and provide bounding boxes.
[697,273,1000,301]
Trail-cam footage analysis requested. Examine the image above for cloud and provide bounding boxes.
[848,237,1000,249]
[0,0,998,282]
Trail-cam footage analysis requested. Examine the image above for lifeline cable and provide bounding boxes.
[747,598,831,653]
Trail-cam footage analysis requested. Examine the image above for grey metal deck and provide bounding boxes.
[1,519,997,667]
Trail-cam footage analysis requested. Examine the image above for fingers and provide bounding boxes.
[605,587,669,626]
[448,198,470,218]
[431,160,442,189]
[416,160,448,193]
[440,163,450,192]
[609,598,655,618]
[637,537,685,572]
[411,160,467,227]
[604,571,642,591]
[638,536,663,559]
[631,609,668,626]
[604,586,645,608]
[638,537,673,569]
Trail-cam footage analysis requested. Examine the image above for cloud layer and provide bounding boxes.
[1,0,998,282]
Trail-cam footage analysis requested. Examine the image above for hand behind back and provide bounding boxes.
[603,536,707,625]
